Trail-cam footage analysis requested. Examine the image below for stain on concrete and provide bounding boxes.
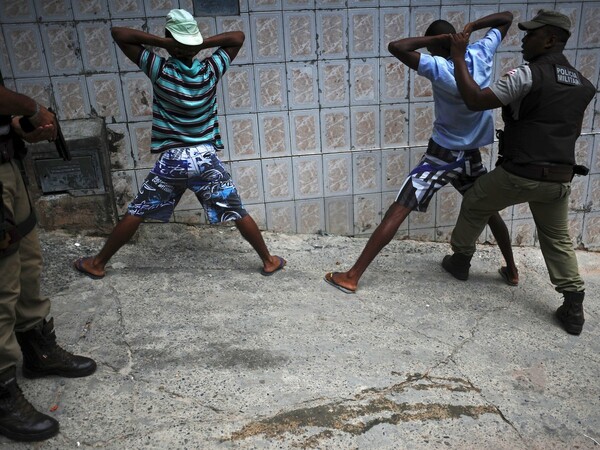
[133,342,288,370]
[512,362,547,392]
[201,343,289,369]
[226,373,500,446]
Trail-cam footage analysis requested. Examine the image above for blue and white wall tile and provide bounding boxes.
[1,0,598,249]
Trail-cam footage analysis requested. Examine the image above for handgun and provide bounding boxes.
[18,107,70,161]
[49,108,70,161]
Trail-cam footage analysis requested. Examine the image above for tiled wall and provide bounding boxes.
[1,0,600,249]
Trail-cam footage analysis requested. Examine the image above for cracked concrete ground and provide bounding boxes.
[3,223,599,449]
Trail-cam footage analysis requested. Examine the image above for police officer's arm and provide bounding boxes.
[463,11,513,40]
[388,34,450,70]
[450,32,503,111]
[197,32,245,63]
[0,85,57,142]
[0,86,38,117]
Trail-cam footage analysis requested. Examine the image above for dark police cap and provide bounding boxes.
[518,10,571,35]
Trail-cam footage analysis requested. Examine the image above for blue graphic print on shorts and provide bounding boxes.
[128,144,247,223]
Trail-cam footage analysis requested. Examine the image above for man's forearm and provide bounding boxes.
[0,86,38,117]
[200,31,244,50]
[111,27,166,48]
[388,34,447,69]
[450,32,503,110]
[453,58,481,109]
[389,35,442,55]
[470,11,513,32]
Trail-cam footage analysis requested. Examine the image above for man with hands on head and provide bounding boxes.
[324,11,516,295]
[443,10,596,335]
[74,9,285,280]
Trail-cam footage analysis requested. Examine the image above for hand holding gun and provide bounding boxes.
[19,107,70,161]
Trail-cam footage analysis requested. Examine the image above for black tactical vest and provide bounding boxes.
[501,53,596,165]
[0,71,11,129]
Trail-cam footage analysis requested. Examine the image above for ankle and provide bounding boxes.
[91,256,106,272]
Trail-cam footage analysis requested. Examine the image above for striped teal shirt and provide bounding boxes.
[138,48,230,153]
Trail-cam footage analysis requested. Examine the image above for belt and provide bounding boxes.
[502,160,573,183]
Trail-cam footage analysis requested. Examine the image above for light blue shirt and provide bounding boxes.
[417,28,502,150]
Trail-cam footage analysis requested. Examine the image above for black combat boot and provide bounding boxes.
[441,253,472,281]
[0,367,59,441]
[16,318,97,379]
[556,291,585,335]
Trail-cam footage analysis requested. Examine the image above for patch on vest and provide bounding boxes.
[555,65,581,86]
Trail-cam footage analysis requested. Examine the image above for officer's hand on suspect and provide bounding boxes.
[450,32,470,60]
[462,22,475,35]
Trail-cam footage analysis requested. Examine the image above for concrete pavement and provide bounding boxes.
[2,223,599,449]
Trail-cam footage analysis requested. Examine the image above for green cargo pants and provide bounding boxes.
[0,160,50,373]
[451,165,584,293]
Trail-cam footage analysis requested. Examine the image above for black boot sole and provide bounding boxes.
[556,317,583,335]
[0,423,59,442]
[22,363,97,379]
[561,323,582,335]
[556,308,584,335]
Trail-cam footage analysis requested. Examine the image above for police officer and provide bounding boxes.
[0,79,97,441]
[441,10,596,335]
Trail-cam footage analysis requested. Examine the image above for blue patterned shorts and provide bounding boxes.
[128,144,248,223]
[395,139,487,212]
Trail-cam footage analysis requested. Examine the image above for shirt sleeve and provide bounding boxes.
[489,65,533,105]
[138,48,165,84]
[417,53,445,81]
[206,48,231,82]
[475,28,502,56]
